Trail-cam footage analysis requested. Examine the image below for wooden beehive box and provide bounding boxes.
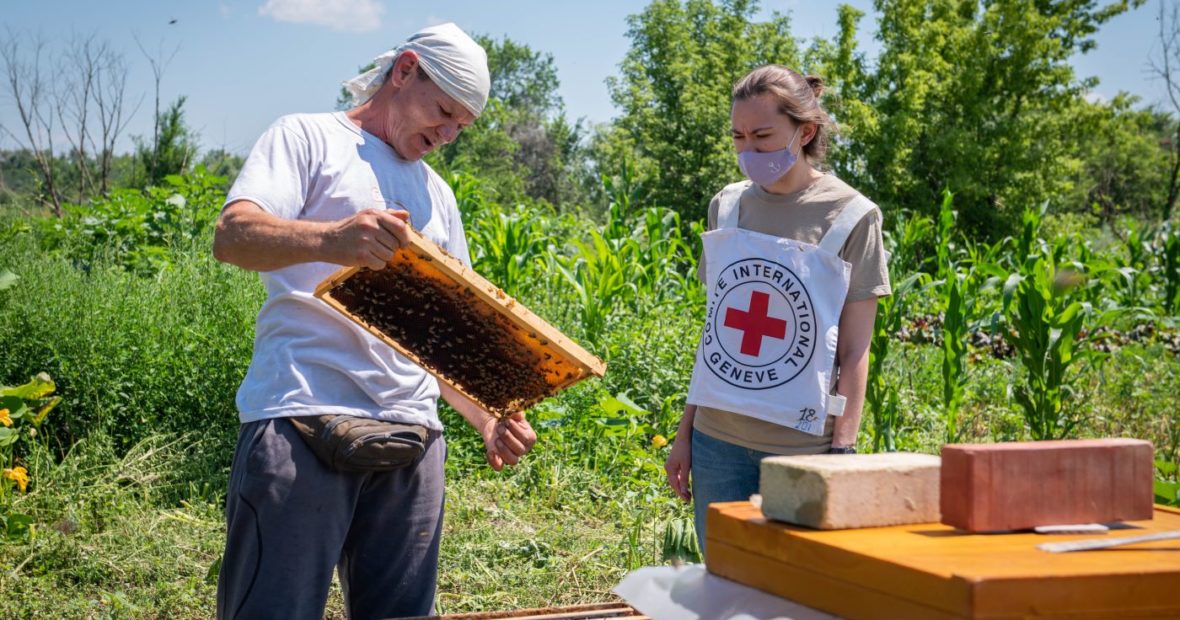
[707,501,1180,619]
[314,228,605,418]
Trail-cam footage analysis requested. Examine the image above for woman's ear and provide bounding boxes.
[800,122,818,147]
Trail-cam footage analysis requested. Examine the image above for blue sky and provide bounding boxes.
[0,0,1168,156]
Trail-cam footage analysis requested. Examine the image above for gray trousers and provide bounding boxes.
[216,418,446,620]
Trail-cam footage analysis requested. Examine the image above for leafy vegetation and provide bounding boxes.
[36,166,226,274]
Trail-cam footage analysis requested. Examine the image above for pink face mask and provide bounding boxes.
[737,126,801,187]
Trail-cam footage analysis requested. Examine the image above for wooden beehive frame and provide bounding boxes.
[314,227,605,417]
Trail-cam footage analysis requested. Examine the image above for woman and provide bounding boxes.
[664,65,891,553]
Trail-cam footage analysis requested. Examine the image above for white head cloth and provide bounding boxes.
[342,22,490,117]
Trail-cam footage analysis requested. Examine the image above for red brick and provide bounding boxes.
[940,439,1154,532]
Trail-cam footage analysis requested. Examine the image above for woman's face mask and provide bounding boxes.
[737,125,801,188]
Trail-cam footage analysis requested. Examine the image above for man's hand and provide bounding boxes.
[439,383,537,472]
[479,412,537,472]
[325,209,412,270]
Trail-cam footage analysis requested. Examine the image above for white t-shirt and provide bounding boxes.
[224,112,471,431]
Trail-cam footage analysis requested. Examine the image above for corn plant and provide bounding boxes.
[867,273,926,452]
[600,160,647,244]
[466,203,548,298]
[935,190,957,280]
[633,207,700,306]
[448,171,489,218]
[1107,223,1155,311]
[934,191,975,442]
[1003,246,1096,440]
[940,275,971,441]
[1015,201,1049,268]
[867,211,933,452]
[1161,226,1180,316]
[554,231,636,345]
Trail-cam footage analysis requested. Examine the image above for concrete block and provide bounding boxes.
[940,439,1154,532]
[760,453,942,529]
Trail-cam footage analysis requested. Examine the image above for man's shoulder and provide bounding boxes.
[267,112,348,141]
[421,162,455,201]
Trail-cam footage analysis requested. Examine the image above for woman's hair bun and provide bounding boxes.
[804,75,825,98]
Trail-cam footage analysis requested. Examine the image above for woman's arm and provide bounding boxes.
[831,297,879,449]
[665,403,697,501]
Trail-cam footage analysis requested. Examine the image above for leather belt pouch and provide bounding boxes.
[288,414,428,473]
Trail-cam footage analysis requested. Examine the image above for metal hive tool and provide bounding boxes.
[400,602,647,619]
[314,227,606,419]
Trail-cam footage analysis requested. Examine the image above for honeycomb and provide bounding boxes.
[315,230,605,418]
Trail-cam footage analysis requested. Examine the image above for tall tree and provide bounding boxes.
[134,37,179,187]
[0,33,63,214]
[93,46,137,194]
[605,0,799,219]
[55,35,101,202]
[1150,0,1180,221]
[432,34,586,206]
[133,96,197,186]
[845,0,1142,233]
[1066,94,1170,222]
[53,36,136,202]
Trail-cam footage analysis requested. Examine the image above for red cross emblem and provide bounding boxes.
[723,290,788,356]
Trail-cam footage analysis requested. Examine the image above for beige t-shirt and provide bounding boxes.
[692,173,891,455]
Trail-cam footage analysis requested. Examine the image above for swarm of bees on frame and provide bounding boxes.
[327,260,566,418]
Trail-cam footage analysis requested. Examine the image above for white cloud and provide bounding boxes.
[1083,90,1109,105]
[258,0,384,33]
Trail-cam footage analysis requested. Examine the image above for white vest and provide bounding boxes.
[686,181,876,436]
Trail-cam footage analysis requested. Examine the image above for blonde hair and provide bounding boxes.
[732,65,832,162]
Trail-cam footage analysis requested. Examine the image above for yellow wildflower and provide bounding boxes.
[652,434,668,449]
[3,466,29,493]
[0,408,10,427]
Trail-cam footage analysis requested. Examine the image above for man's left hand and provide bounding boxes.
[481,412,537,471]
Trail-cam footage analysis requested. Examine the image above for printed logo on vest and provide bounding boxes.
[702,257,817,390]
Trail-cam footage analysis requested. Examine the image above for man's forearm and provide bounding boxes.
[213,202,336,272]
[438,381,495,432]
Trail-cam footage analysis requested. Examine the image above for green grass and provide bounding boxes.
[0,428,688,618]
[0,233,258,450]
[0,433,225,618]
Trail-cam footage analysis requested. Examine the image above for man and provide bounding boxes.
[212,23,537,620]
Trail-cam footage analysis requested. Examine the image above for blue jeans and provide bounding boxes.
[690,427,777,558]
